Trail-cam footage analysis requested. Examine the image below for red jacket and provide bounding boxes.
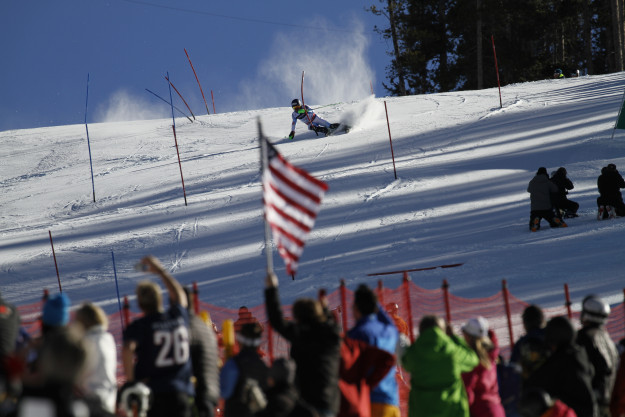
[543,399,577,417]
[338,337,395,417]
[461,330,506,417]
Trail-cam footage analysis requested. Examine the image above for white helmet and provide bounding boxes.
[120,382,151,417]
[581,295,610,324]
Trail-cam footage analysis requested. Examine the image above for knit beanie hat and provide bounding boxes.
[42,293,71,327]
[536,167,548,176]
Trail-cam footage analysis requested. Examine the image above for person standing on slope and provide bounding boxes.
[288,99,339,139]
[597,163,625,219]
[527,167,567,231]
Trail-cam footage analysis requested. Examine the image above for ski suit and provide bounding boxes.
[291,105,331,132]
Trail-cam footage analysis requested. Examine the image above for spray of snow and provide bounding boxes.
[339,95,384,131]
[235,18,375,110]
[95,89,169,123]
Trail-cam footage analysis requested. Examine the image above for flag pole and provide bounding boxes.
[611,87,625,140]
[258,118,274,274]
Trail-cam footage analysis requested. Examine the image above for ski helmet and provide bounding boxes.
[291,99,302,109]
[581,295,610,324]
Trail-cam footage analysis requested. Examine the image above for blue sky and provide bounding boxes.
[1,0,391,131]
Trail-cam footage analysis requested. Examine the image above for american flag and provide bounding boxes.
[261,135,328,276]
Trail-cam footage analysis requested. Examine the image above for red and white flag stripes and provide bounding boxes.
[261,135,328,276]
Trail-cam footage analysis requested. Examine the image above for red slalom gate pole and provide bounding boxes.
[301,71,318,136]
[491,35,503,109]
[184,48,210,115]
[211,90,216,114]
[442,279,452,323]
[384,101,398,179]
[564,283,573,319]
[402,272,415,343]
[123,296,131,328]
[502,280,514,351]
[172,126,188,206]
[267,324,274,365]
[377,280,385,306]
[193,282,200,315]
[340,280,348,334]
[48,230,62,293]
[165,75,196,121]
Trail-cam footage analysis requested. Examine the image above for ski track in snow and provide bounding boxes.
[2,74,625,312]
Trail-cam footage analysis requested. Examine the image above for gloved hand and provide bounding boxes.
[288,131,295,140]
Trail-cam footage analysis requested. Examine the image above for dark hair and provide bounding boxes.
[419,315,444,334]
[354,284,378,316]
[545,316,575,348]
[522,305,545,330]
[292,298,325,325]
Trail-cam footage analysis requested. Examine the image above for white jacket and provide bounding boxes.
[80,325,118,413]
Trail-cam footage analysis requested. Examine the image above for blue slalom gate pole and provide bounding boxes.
[111,251,125,330]
[145,88,193,123]
[85,73,96,203]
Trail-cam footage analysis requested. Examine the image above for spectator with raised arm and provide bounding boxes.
[122,256,194,417]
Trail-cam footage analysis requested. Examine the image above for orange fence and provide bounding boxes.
[16,278,625,401]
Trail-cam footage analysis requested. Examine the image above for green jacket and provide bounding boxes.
[401,326,479,417]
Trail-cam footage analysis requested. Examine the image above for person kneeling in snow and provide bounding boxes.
[288,99,339,139]
[527,167,567,231]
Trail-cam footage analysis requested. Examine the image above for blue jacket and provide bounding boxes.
[347,307,399,406]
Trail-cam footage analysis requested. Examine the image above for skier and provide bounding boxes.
[597,163,625,219]
[527,167,567,231]
[550,167,579,218]
[288,99,339,139]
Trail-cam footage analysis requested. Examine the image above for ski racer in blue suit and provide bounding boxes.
[289,99,337,139]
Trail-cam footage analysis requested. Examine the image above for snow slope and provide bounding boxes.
[2,73,625,315]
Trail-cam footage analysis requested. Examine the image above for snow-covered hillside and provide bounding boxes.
[2,73,625,315]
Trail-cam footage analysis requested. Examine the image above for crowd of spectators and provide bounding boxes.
[0,258,624,417]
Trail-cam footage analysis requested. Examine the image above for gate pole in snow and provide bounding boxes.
[377,280,385,306]
[167,72,188,206]
[85,73,96,203]
[491,35,503,109]
[502,280,514,351]
[111,251,124,330]
[165,75,195,120]
[442,279,452,323]
[123,296,131,328]
[340,280,348,334]
[192,282,200,315]
[564,283,573,319]
[384,101,398,180]
[184,48,210,115]
[211,90,216,114]
[267,324,274,365]
[48,230,62,293]
[402,272,415,343]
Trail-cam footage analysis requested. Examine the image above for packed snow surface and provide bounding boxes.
[2,73,625,315]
